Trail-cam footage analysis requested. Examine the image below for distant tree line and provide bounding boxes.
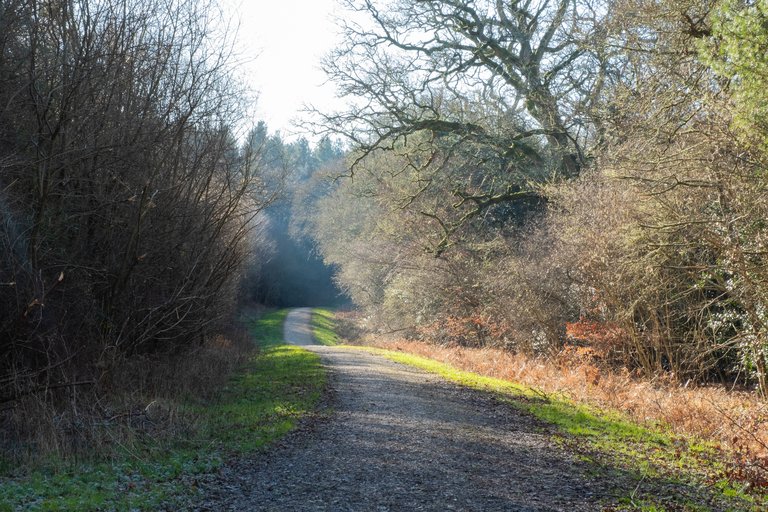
[244,123,347,308]
[306,0,768,396]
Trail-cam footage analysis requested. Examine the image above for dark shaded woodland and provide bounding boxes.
[0,0,341,458]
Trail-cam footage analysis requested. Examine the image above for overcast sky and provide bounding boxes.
[222,0,344,139]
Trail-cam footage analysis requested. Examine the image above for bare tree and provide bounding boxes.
[0,0,271,407]
[313,0,612,254]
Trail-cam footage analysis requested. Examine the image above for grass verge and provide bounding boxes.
[311,308,339,346]
[0,310,325,511]
[347,345,766,511]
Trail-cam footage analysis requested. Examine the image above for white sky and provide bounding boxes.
[222,0,344,140]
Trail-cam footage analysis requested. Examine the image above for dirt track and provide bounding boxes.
[195,309,639,511]
[283,307,315,346]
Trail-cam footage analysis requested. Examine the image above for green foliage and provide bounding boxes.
[706,0,768,145]
[311,309,339,346]
[0,311,325,511]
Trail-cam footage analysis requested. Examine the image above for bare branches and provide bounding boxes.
[311,0,610,252]
[322,0,604,157]
[0,0,268,405]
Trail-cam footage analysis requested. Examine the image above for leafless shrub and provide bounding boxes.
[0,325,254,463]
[0,0,272,461]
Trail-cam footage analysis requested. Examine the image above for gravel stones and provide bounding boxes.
[196,346,621,511]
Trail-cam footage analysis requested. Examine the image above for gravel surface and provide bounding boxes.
[284,308,314,346]
[196,310,627,511]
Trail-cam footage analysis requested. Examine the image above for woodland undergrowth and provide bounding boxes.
[0,324,254,470]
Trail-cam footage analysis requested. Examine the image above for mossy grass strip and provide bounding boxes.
[347,345,764,511]
[311,308,339,346]
[0,309,325,511]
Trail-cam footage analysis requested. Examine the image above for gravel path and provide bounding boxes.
[283,308,314,346]
[197,310,626,511]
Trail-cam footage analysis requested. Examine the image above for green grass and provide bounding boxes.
[347,346,764,511]
[0,310,326,511]
[311,308,339,346]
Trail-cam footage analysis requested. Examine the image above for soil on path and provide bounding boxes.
[197,309,628,511]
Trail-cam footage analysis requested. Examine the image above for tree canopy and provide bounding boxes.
[305,0,768,397]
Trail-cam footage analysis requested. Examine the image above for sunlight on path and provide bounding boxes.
[283,308,315,346]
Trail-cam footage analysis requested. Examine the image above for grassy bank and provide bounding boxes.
[311,308,339,346]
[0,310,325,511]
[349,345,765,511]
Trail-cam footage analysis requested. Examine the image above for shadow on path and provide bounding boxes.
[197,309,729,511]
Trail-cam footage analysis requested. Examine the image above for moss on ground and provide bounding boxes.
[311,308,339,346]
[349,346,765,512]
[0,310,325,511]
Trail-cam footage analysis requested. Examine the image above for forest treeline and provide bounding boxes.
[300,0,768,396]
[0,0,341,459]
[246,124,346,308]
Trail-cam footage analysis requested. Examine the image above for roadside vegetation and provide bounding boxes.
[0,311,325,511]
[298,0,768,495]
[0,0,274,474]
[0,0,343,486]
[318,309,767,510]
[303,1,768,396]
[311,309,340,346]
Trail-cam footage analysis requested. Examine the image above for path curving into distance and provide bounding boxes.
[198,309,636,511]
[283,307,315,346]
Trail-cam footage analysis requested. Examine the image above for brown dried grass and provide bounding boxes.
[347,331,768,459]
[0,324,255,465]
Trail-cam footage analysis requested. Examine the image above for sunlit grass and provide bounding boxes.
[346,345,762,511]
[0,310,325,511]
[311,308,339,346]
[250,308,289,348]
